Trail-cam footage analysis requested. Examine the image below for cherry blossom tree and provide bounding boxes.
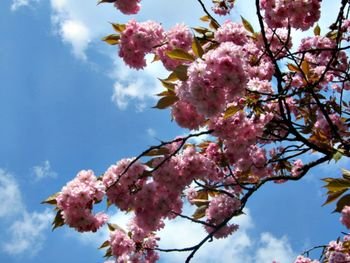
[43,0,350,262]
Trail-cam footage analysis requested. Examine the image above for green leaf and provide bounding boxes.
[323,178,350,192]
[144,147,170,157]
[102,34,120,45]
[322,188,347,206]
[98,240,110,249]
[241,16,254,34]
[110,23,125,33]
[163,71,179,82]
[158,79,176,91]
[153,95,179,109]
[192,205,208,220]
[223,105,240,119]
[52,210,64,231]
[41,192,59,205]
[333,151,343,162]
[322,178,334,183]
[192,37,204,58]
[173,65,188,81]
[334,194,350,213]
[165,49,195,62]
[314,24,321,36]
[326,30,339,40]
[156,90,173,97]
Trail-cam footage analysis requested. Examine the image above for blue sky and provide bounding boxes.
[0,0,347,262]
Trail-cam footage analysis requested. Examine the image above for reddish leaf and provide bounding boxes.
[144,147,170,157]
[98,0,115,4]
[287,64,300,72]
[334,194,350,213]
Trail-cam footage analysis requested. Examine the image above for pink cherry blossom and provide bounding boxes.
[114,0,141,15]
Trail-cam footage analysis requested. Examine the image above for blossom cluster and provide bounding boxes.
[171,99,206,130]
[291,36,348,90]
[211,0,235,16]
[260,0,321,31]
[341,206,350,229]
[215,21,248,45]
[205,194,240,238]
[114,0,141,15]
[56,170,108,232]
[156,24,193,70]
[119,20,164,69]
[102,158,147,211]
[179,42,247,117]
[48,0,350,262]
[108,222,159,263]
[294,234,350,263]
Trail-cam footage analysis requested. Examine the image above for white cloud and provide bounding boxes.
[49,0,114,60]
[112,80,146,110]
[32,160,57,181]
[0,169,53,256]
[73,206,295,263]
[39,0,203,108]
[3,209,53,256]
[255,233,295,263]
[60,20,91,60]
[0,170,24,218]
[110,56,165,111]
[158,209,296,263]
[11,0,39,11]
[70,201,297,263]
